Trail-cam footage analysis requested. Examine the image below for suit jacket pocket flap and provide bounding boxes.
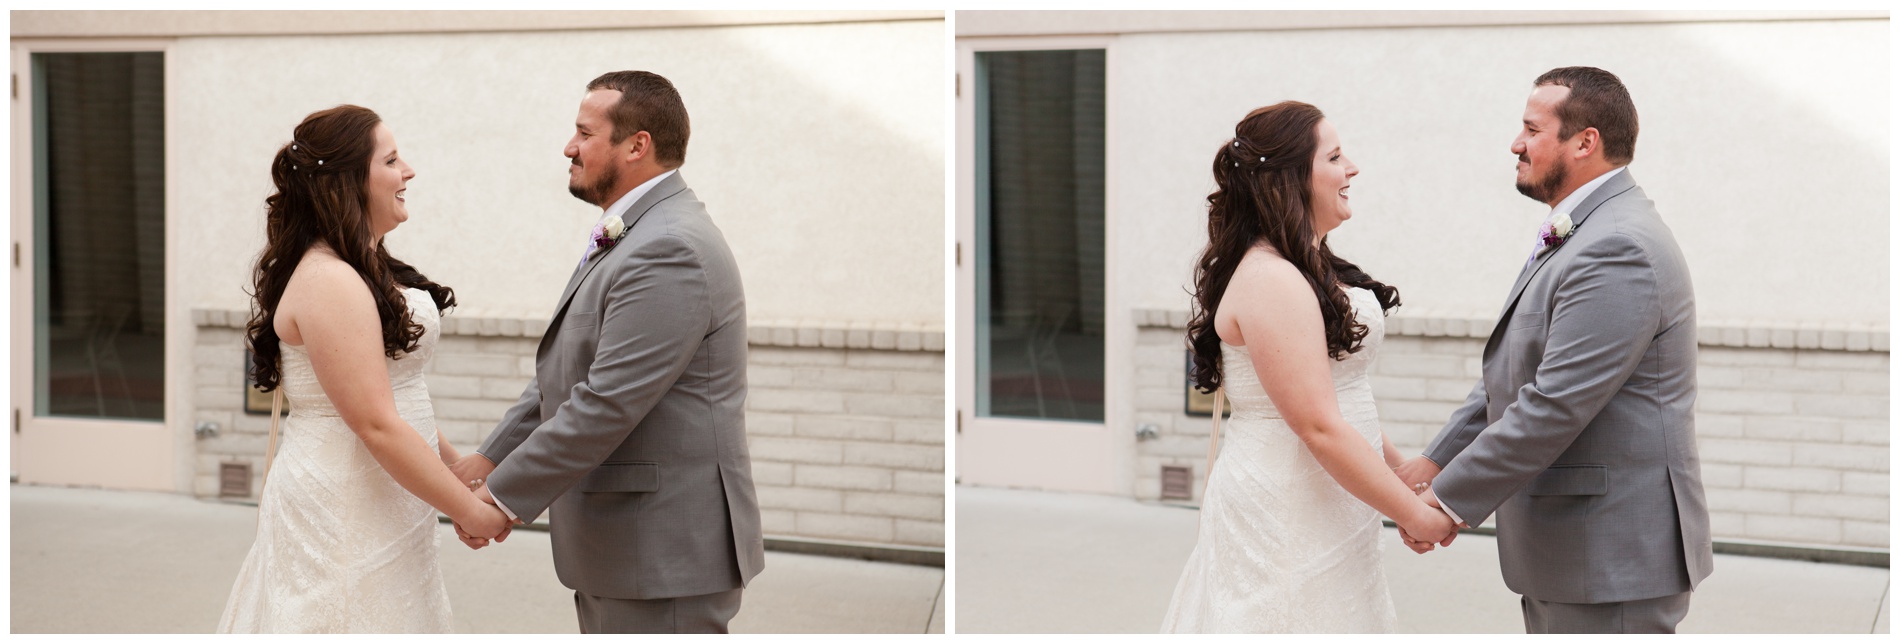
[561,310,600,330]
[578,461,660,493]
[1508,311,1547,330]
[1528,464,1608,496]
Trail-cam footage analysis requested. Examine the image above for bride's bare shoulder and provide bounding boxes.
[1229,245,1308,295]
[280,247,376,323]
[276,247,375,344]
[1216,245,1318,346]
[287,247,368,295]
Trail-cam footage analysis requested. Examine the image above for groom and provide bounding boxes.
[1395,67,1712,633]
[450,70,765,633]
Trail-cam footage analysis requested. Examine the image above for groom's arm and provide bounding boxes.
[485,232,711,523]
[1431,230,1662,526]
[1423,378,1488,468]
[1398,378,1486,525]
[455,382,544,526]
[476,379,544,466]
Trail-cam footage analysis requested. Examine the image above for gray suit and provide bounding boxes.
[478,172,764,632]
[1424,170,1713,632]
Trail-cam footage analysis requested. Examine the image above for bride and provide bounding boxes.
[1160,101,1457,633]
[218,105,513,633]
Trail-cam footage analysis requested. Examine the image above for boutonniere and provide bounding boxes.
[1538,212,1575,251]
[589,215,627,258]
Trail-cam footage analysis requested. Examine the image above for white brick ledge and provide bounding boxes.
[191,308,945,353]
[747,320,944,352]
[1132,308,1890,353]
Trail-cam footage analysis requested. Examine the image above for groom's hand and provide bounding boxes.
[1393,456,1441,490]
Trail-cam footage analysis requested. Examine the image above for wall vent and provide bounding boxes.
[219,462,252,498]
[1161,465,1193,500]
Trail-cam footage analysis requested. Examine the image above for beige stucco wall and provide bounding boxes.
[148,16,941,326]
[956,10,1885,37]
[13,10,940,37]
[1095,17,1887,327]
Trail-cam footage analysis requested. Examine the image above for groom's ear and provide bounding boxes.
[623,131,654,164]
[1571,126,1602,160]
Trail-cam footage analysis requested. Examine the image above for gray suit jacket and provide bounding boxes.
[479,172,765,600]
[1424,169,1713,605]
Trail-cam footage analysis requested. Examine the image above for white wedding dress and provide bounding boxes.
[218,288,454,633]
[1161,286,1398,633]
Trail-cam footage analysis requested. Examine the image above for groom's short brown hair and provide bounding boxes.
[1535,66,1638,165]
[587,70,690,168]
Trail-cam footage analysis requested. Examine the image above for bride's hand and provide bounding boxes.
[450,453,497,490]
[456,498,512,541]
[454,520,491,550]
[1392,456,1440,490]
[1396,524,1436,554]
[1400,503,1457,548]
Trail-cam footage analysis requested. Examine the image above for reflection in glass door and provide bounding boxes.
[32,51,167,421]
[973,49,1106,424]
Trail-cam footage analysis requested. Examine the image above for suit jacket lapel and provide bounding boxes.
[1484,169,1640,349]
[540,171,691,342]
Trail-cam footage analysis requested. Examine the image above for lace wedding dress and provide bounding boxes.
[218,288,453,633]
[1161,286,1397,633]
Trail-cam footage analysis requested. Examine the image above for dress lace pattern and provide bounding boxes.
[1160,287,1398,633]
[218,288,453,633]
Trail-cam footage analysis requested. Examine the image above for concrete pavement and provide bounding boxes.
[9,484,943,634]
[954,485,1890,634]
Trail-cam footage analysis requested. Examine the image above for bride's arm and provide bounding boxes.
[1227,257,1454,545]
[1381,433,1405,468]
[437,432,462,466]
[286,258,509,539]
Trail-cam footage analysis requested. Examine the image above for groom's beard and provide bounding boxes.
[1515,155,1568,205]
[568,162,620,207]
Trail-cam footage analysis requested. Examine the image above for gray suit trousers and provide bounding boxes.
[1522,591,1692,634]
[575,588,744,634]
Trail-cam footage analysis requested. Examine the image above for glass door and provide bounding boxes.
[12,46,175,490]
[957,43,1119,493]
[975,48,1107,424]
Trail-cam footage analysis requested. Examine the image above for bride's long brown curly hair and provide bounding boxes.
[1187,101,1400,394]
[245,105,455,391]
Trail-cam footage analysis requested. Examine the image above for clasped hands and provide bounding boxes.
[449,453,521,550]
[1393,456,1469,555]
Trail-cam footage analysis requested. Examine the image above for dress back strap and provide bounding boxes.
[255,388,283,536]
[1200,388,1225,503]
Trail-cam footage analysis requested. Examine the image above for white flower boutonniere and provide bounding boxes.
[590,215,629,258]
[1539,212,1575,249]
